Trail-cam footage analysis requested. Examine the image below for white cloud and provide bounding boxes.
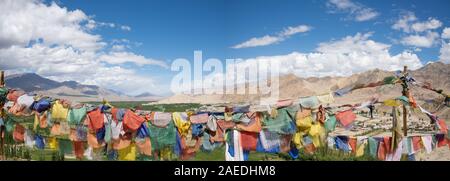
[0,43,160,95]
[279,25,312,36]
[401,31,439,48]
[0,0,166,95]
[442,28,450,39]
[109,38,145,53]
[439,42,450,64]
[328,0,356,10]
[85,20,134,33]
[411,18,442,32]
[392,11,417,33]
[354,8,379,22]
[316,32,388,53]
[86,19,97,30]
[232,25,312,49]
[392,12,442,33]
[111,38,130,44]
[111,45,126,51]
[0,0,104,51]
[76,66,156,95]
[110,39,143,49]
[96,22,116,29]
[227,33,422,79]
[186,33,425,94]
[392,11,443,49]
[0,44,97,74]
[120,25,131,31]
[200,33,422,92]
[232,35,282,49]
[99,52,168,68]
[85,20,132,32]
[327,0,379,22]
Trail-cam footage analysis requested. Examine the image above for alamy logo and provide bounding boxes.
[170,51,280,104]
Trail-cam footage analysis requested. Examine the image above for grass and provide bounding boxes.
[3,144,380,161]
[84,101,202,112]
[141,103,201,112]
[297,147,379,161]
[191,145,380,161]
[191,146,284,161]
[31,149,65,161]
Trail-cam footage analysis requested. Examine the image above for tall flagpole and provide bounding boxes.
[401,66,408,136]
[0,70,4,160]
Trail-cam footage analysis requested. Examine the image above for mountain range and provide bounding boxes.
[5,73,162,102]
[157,62,449,118]
[3,62,449,119]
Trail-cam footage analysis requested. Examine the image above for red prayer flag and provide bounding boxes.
[383,136,391,153]
[348,138,357,154]
[438,119,448,134]
[335,110,357,127]
[240,131,258,151]
[412,136,422,151]
[378,141,386,161]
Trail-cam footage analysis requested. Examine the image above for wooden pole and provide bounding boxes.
[0,70,4,160]
[0,70,4,86]
[391,106,397,152]
[402,66,408,136]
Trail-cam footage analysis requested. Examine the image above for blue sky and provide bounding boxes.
[59,0,450,60]
[1,0,450,95]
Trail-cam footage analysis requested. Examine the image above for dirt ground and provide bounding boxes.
[329,113,450,161]
[420,147,450,161]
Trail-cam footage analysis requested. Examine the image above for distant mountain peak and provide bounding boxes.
[5,72,117,97]
[134,92,157,97]
[3,72,164,102]
[60,80,79,88]
[5,73,60,92]
[61,80,78,84]
[106,88,125,96]
[5,72,41,79]
[420,61,445,70]
[158,64,450,105]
